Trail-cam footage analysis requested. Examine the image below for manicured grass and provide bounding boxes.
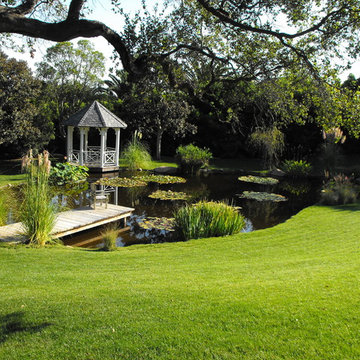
[0,173,26,186]
[1,203,360,359]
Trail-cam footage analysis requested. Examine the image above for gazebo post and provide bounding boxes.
[67,126,74,161]
[100,128,107,168]
[84,127,89,163]
[79,127,85,165]
[115,128,121,166]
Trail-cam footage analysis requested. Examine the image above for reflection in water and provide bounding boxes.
[60,172,321,248]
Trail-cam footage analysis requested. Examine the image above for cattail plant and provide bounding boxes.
[20,150,56,246]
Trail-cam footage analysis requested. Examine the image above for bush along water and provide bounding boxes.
[320,173,358,205]
[282,160,312,178]
[176,144,212,175]
[121,133,151,170]
[20,150,56,246]
[49,162,88,185]
[174,201,245,241]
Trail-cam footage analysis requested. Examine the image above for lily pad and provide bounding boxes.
[95,177,147,187]
[238,191,287,202]
[238,175,279,185]
[138,217,175,231]
[148,190,191,201]
[134,174,186,184]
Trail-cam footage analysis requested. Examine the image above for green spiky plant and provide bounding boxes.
[174,201,245,241]
[120,132,151,170]
[20,150,56,246]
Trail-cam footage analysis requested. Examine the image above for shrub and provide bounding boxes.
[121,136,151,170]
[100,225,118,251]
[49,162,88,185]
[320,174,358,205]
[176,144,212,175]
[282,160,312,177]
[0,190,8,226]
[174,201,245,241]
[20,150,56,246]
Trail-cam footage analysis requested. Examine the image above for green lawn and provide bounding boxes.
[0,203,359,359]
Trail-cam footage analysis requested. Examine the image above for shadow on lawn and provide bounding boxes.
[0,311,52,343]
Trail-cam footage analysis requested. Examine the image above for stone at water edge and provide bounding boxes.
[154,166,178,175]
[269,168,286,177]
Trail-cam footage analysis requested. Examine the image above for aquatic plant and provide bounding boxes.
[100,225,118,251]
[239,191,287,202]
[148,190,191,201]
[120,134,151,170]
[282,160,312,178]
[176,144,212,175]
[134,174,186,184]
[238,175,279,185]
[96,177,147,187]
[20,150,56,246]
[49,162,88,185]
[138,217,175,231]
[174,201,245,241]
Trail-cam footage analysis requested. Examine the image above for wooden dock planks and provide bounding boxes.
[0,204,134,243]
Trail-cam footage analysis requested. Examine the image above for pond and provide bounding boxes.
[55,171,322,248]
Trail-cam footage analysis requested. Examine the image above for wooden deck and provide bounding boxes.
[0,204,134,243]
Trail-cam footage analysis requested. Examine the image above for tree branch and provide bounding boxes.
[196,0,348,40]
[67,0,85,21]
[0,0,38,16]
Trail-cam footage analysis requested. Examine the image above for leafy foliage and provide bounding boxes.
[49,162,88,185]
[239,191,287,202]
[282,160,312,178]
[238,175,279,185]
[0,52,53,152]
[176,144,212,175]
[174,201,245,241]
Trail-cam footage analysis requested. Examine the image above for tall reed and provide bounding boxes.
[20,150,56,246]
[174,201,245,241]
[121,134,151,170]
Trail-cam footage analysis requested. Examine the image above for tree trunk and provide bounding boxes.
[156,129,163,161]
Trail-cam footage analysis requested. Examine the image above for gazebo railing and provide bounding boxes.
[69,147,117,167]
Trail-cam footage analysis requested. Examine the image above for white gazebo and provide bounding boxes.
[64,101,127,172]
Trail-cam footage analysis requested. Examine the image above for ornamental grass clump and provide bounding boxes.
[100,225,119,251]
[121,135,151,170]
[20,150,56,246]
[174,201,245,241]
[320,173,358,205]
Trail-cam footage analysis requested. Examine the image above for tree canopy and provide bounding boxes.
[0,0,359,82]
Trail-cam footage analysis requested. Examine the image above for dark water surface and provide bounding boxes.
[58,171,322,248]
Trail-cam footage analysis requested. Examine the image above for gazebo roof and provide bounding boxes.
[64,101,127,129]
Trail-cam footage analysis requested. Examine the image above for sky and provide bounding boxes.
[3,0,360,81]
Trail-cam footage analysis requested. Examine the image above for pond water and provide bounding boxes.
[55,171,322,248]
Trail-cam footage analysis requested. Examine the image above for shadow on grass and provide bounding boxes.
[316,202,360,212]
[0,311,52,344]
